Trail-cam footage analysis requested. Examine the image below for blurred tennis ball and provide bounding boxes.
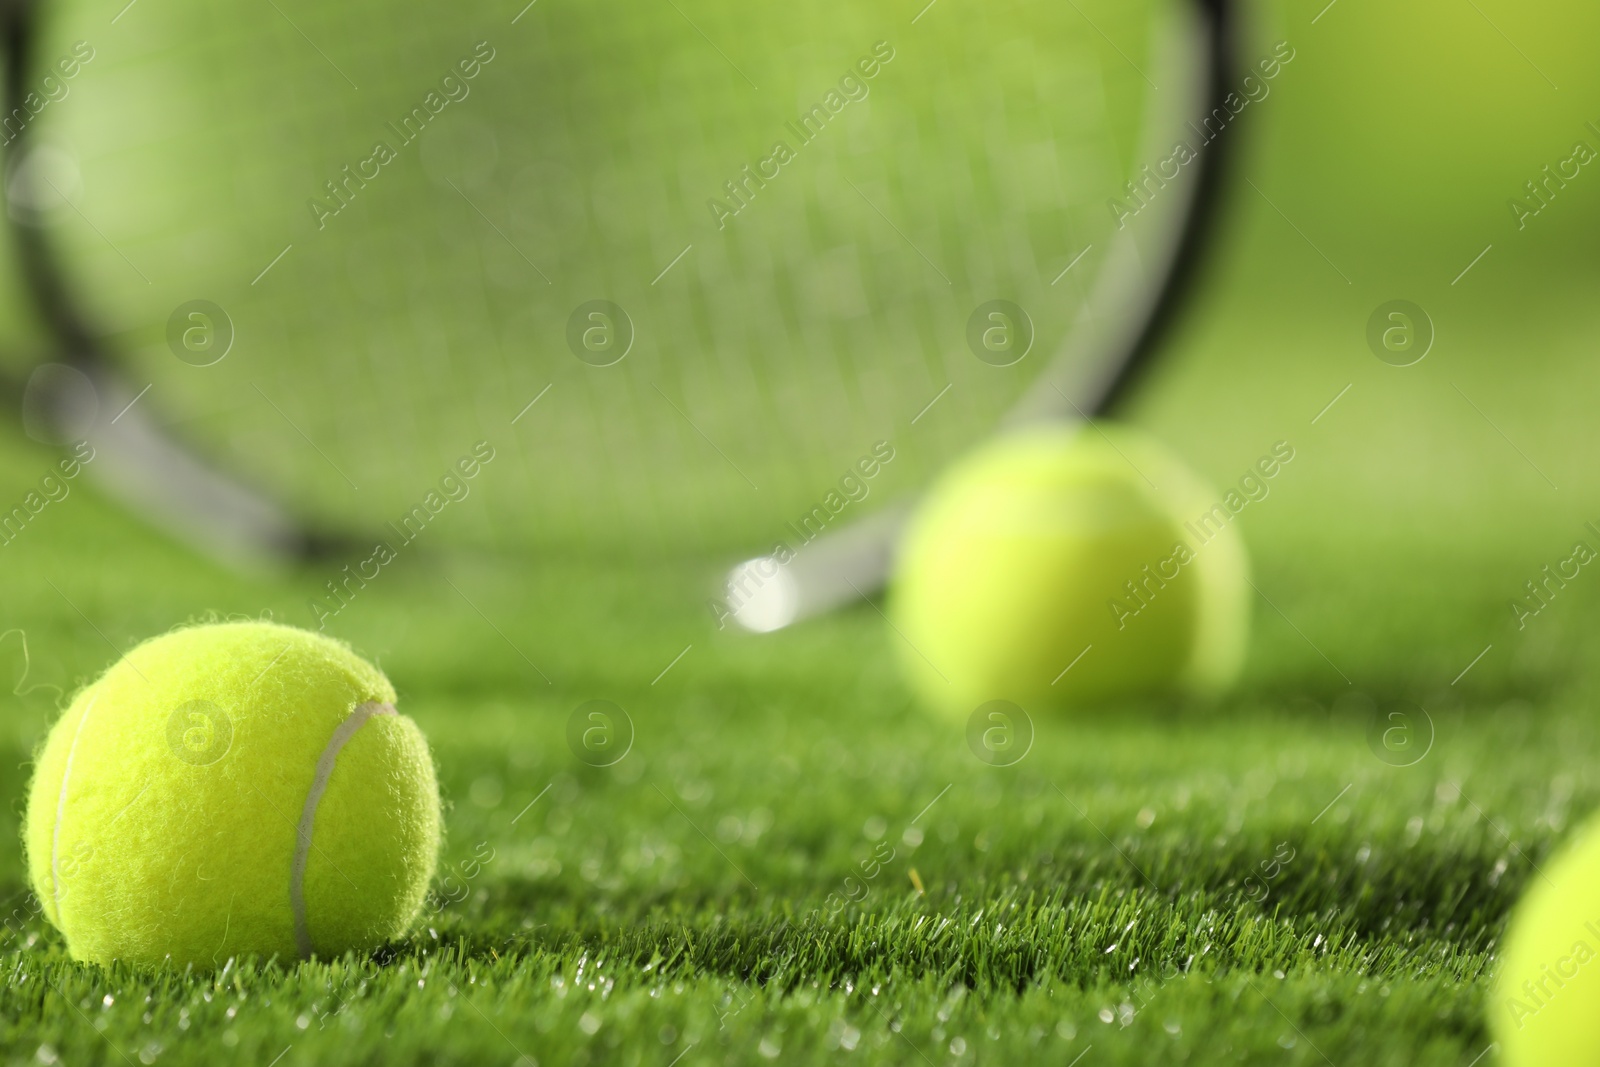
[890,423,1249,718]
[1493,812,1600,1065]
[24,621,440,967]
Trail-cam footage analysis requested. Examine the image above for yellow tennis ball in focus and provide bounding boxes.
[23,621,440,967]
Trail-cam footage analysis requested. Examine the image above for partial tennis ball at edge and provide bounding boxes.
[890,423,1250,717]
[1492,811,1600,1066]
[23,621,440,968]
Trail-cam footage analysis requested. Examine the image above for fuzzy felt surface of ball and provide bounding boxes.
[23,621,440,968]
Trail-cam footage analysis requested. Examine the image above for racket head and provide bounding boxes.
[13,0,1211,563]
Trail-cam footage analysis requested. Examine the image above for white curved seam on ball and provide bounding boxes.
[290,700,395,959]
[50,692,97,916]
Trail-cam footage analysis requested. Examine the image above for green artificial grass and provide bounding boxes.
[0,575,1570,1067]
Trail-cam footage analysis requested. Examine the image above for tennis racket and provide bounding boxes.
[0,0,1235,598]
[723,0,1238,631]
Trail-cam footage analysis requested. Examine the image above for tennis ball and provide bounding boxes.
[891,423,1249,718]
[1492,812,1600,1065]
[23,621,440,968]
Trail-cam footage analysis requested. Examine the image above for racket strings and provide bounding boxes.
[27,0,1171,556]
